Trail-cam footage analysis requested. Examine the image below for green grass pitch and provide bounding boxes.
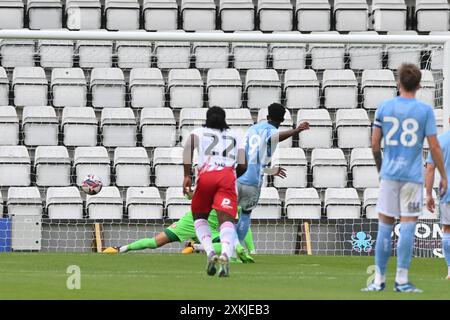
[0,253,448,300]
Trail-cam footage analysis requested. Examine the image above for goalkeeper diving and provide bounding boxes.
[103,207,255,264]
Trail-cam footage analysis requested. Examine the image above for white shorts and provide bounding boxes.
[376,179,423,218]
[439,203,450,225]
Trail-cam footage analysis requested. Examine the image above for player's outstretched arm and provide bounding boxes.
[427,135,448,197]
[371,127,383,173]
[425,163,436,212]
[276,121,310,143]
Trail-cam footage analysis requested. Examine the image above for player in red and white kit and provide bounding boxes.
[183,106,247,277]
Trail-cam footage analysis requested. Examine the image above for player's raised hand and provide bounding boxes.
[273,166,287,179]
[295,122,310,133]
[426,195,435,213]
[183,176,193,196]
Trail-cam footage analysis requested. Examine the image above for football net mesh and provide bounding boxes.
[0,36,444,257]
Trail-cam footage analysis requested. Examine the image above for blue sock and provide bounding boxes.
[375,221,394,281]
[396,221,416,270]
[443,232,450,267]
[236,212,251,243]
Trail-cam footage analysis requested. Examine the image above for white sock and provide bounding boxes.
[220,221,236,259]
[395,268,409,285]
[194,219,214,256]
[374,272,386,286]
[193,244,204,252]
[119,245,128,253]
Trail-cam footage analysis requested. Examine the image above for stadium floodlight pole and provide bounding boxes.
[444,40,450,132]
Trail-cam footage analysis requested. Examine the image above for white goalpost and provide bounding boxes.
[0,30,449,257]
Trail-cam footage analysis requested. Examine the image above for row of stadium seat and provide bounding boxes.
[0,106,443,148]
[0,0,449,32]
[0,32,446,70]
[0,68,438,109]
[0,145,442,189]
[0,185,438,220]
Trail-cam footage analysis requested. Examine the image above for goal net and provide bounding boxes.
[0,31,446,258]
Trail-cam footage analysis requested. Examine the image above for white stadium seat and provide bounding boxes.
[22,106,59,146]
[46,187,83,219]
[0,106,19,146]
[166,187,191,219]
[257,108,293,148]
[335,109,371,148]
[13,67,48,107]
[104,0,140,30]
[295,0,330,32]
[334,0,368,31]
[114,147,151,187]
[429,31,450,70]
[372,0,407,32]
[363,188,379,219]
[311,148,347,188]
[310,32,345,70]
[0,0,24,29]
[416,70,436,107]
[193,31,229,69]
[0,40,35,68]
[35,146,71,187]
[232,31,268,69]
[347,31,383,70]
[350,148,379,188]
[126,187,164,219]
[179,108,207,144]
[297,109,332,149]
[415,0,449,32]
[27,0,63,30]
[181,0,216,31]
[219,0,255,31]
[7,186,42,216]
[325,188,361,219]
[153,147,184,187]
[252,187,282,219]
[51,68,87,108]
[91,68,126,109]
[38,39,74,68]
[129,68,165,109]
[0,146,31,187]
[0,67,8,106]
[269,31,307,70]
[207,68,242,109]
[86,186,123,219]
[62,107,98,146]
[116,40,153,69]
[76,39,113,68]
[225,108,253,140]
[141,108,177,147]
[258,0,293,32]
[245,69,281,110]
[285,188,321,219]
[154,31,191,69]
[143,0,178,31]
[272,148,307,188]
[322,69,358,109]
[386,31,422,70]
[66,0,102,30]
[361,69,397,110]
[168,69,204,109]
[101,108,137,147]
[284,69,320,110]
[74,146,111,186]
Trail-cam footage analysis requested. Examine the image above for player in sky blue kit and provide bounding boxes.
[425,131,450,280]
[362,64,448,293]
[235,103,310,245]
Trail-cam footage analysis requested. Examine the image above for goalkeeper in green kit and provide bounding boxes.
[103,207,255,264]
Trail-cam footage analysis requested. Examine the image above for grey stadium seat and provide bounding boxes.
[27,0,63,30]
[295,0,330,32]
[219,0,255,31]
[66,0,102,30]
[104,0,140,30]
[143,0,178,31]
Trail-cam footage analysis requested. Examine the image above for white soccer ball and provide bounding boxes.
[81,174,103,195]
